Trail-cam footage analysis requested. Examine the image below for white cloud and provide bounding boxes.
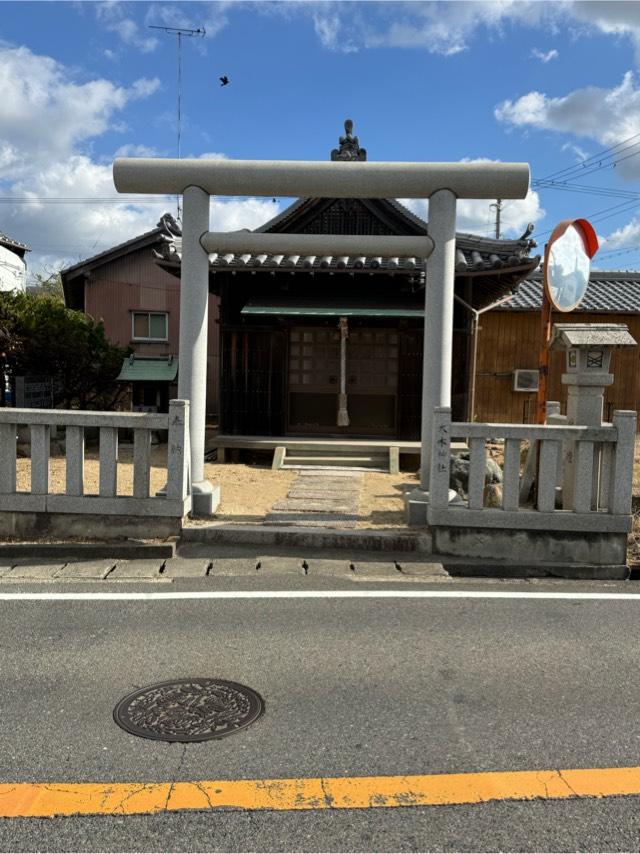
[495,71,640,178]
[312,11,344,52]
[571,1,640,63]
[600,217,640,251]
[211,198,279,232]
[273,1,552,56]
[0,42,282,276]
[114,144,161,158]
[95,1,159,53]
[0,45,161,273]
[561,142,590,162]
[6,153,278,274]
[272,0,640,62]
[458,191,544,238]
[531,47,558,62]
[130,78,161,99]
[399,159,545,238]
[0,44,159,178]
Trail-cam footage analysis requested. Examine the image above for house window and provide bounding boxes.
[132,312,168,341]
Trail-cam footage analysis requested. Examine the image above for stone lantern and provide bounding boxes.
[550,323,637,428]
[550,322,637,509]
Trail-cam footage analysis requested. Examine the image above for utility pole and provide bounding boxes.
[490,198,502,239]
[148,24,205,219]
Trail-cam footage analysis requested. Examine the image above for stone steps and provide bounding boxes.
[281,450,388,472]
[265,470,364,528]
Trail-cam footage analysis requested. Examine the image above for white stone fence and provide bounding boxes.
[428,406,637,534]
[0,399,191,519]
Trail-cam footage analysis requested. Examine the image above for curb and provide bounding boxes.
[180,526,629,579]
[0,542,176,560]
[442,561,630,581]
[180,524,433,553]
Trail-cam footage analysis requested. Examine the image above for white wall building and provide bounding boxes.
[0,232,29,293]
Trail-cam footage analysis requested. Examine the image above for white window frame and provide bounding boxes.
[131,311,169,342]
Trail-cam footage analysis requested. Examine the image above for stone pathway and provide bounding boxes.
[264,469,364,528]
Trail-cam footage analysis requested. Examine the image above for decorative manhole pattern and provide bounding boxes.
[113,678,264,742]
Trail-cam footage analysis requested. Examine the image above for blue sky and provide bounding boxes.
[3,1,640,277]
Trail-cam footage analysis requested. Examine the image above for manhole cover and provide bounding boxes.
[113,678,264,742]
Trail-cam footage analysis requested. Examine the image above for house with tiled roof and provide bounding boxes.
[472,270,640,424]
[0,229,29,293]
[61,214,220,415]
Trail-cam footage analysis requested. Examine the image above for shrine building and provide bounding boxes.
[155,121,540,442]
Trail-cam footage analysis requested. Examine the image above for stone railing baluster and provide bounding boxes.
[30,424,50,495]
[99,427,118,497]
[65,425,85,496]
[536,440,560,512]
[573,440,594,514]
[467,437,486,510]
[0,423,16,494]
[598,442,613,511]
[501,438,520,511]
[609,411,637,516]
[133,429,151,499]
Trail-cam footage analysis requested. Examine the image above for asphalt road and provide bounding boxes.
[1,574,640,851]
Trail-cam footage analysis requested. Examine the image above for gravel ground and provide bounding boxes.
[15,447,417,528]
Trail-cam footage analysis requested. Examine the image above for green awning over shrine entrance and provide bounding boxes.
[117,356,179,382]
[241,300,424,318]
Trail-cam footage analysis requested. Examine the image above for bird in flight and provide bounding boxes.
[219,76,229,86]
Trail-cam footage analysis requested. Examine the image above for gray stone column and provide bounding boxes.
[406,189,457,526]
[420,188,457,489]
[178,185,217,517]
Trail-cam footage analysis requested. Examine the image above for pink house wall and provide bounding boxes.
[82,246,220,416]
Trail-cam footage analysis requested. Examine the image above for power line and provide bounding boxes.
[499,131,640,220]
[0,197,171,205]
[0,195,282,204]
[597,244,640,257]
[536,131,640,183]
[533,181,640,201]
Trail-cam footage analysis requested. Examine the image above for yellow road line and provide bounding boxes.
[4,766,640,818]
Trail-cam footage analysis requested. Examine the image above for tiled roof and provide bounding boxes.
[156,234,540,276]
[156,193,539,276]
[0,231,29,253]
[501,272,640,313]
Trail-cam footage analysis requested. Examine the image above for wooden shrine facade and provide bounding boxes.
[157,191,539,440]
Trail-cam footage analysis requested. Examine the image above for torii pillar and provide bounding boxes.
[178,185,217,516]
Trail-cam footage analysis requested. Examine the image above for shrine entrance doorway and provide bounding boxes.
[286,326,399,436]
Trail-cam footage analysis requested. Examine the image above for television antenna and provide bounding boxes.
[148,24,206,218]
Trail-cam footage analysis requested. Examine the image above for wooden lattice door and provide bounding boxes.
[287,326,398,435]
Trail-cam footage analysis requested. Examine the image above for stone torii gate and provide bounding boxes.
[113,157,529,517]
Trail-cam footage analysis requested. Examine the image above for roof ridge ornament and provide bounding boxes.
[156,212,182,237]
[331,119,367,162]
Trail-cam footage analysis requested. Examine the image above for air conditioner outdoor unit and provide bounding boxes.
[513,369,539,392]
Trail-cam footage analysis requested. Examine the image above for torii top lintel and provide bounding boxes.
[113,157,530,201]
